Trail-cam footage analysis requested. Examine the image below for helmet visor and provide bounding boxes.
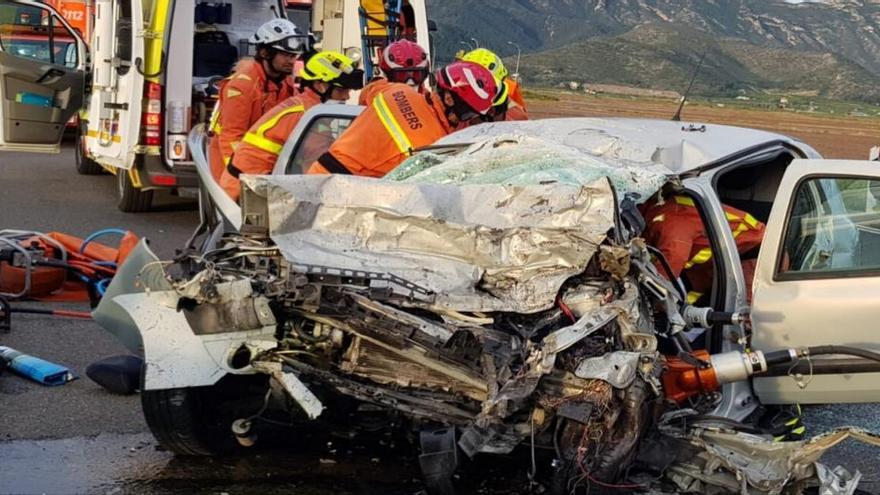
[271,35,310,54]
[332,69,366,90]
[389,68,428,86]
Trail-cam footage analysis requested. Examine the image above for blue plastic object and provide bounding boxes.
[0,346,75,386]
[15,92,53,108]
[96,278,112,297]
[80,228,128,254]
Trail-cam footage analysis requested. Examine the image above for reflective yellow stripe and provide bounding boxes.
[791,426,806,435]
[240,104,305,156]
[674,196,695,207]
[687,291,703,304]
[86,129,122,143]
[744,213,759,229]
[209,105,221,133]
[732,222,749,239]
[725,211,739,222]
[373,93,413,155]
[242,132,283,154]
[684,247,713,269]
[652,214,665,223]
[128,167,142,188]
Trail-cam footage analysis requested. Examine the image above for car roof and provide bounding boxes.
[433,117,819,175]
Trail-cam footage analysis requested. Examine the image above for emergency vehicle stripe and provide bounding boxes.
[373,93,413,155]
[241,105,305,155]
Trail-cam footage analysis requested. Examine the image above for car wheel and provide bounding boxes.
[74,124,103,175]
[141,374,269,456]
[117,169,154,213]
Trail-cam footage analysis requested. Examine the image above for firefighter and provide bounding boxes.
[460,48,528,121]
[306,61,497,177]
[359,39,430,106]
[207,18,307,180]
[640,194,765,304]
[219,51,364,201]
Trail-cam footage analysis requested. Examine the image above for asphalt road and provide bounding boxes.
[1,144,879,494]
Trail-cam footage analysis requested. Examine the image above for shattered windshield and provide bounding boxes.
[387,134,669,204]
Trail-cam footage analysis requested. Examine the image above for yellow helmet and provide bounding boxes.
[299,51,365,90]
[492,75,509,107]
[460,48,509,82]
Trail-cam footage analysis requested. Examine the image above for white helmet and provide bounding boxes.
[250,18,308,54]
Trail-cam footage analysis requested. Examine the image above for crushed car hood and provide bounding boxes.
[242,174,616,313]
[431,118,819,175]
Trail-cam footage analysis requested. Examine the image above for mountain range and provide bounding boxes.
[426,0,880,102]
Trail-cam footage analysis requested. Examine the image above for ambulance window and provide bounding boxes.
[0,3,78,68]
[286,116,355,174]
[115,0,133,75]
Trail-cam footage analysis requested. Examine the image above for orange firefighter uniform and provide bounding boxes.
[640,195,765,304]
[358,77,393,106]
[219,89,323,200]
[208,59,297,180]
[504,79,528,121]
[307,82,452,177]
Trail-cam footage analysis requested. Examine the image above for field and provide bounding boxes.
[527,91,879,160]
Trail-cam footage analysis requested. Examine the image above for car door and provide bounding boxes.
[272,103,364,175]
[0,0,87,153]
[751,159,880,404]
[82,0,145,169]
[192,104,363,241]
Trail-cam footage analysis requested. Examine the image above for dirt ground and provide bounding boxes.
[528,93,880,160]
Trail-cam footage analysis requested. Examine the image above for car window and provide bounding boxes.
[778,176,880,277]
[0,2,77,68]
[286,116,354,174]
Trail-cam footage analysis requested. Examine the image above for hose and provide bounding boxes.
[766,358,880,377]
[80,228,128,254]
[96,278,112,297]
[763,345,880,368]
[805,345,880,363]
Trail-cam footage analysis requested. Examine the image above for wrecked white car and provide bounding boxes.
[95,118,880,494]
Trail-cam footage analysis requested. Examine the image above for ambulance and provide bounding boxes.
[0,0,431,212]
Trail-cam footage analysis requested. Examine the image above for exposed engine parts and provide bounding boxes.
[135,231,880,494]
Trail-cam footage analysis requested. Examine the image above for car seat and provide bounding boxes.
[193,31,238,78]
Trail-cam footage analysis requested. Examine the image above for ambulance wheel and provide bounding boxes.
[75,125,103,175]
[117,169,154,213]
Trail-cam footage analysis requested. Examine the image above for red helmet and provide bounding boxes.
[434,61,497,118]
[379,39,430,86]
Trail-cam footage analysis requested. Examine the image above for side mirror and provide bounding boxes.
[427,19,438,32]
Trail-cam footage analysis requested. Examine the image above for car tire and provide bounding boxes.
[117,169,154,213]
[142,374,269,456]
[74,125,103,175]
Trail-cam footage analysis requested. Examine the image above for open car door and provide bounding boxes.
[0,0,87,153]
[190,104,363,252]
[751,159,880,404]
